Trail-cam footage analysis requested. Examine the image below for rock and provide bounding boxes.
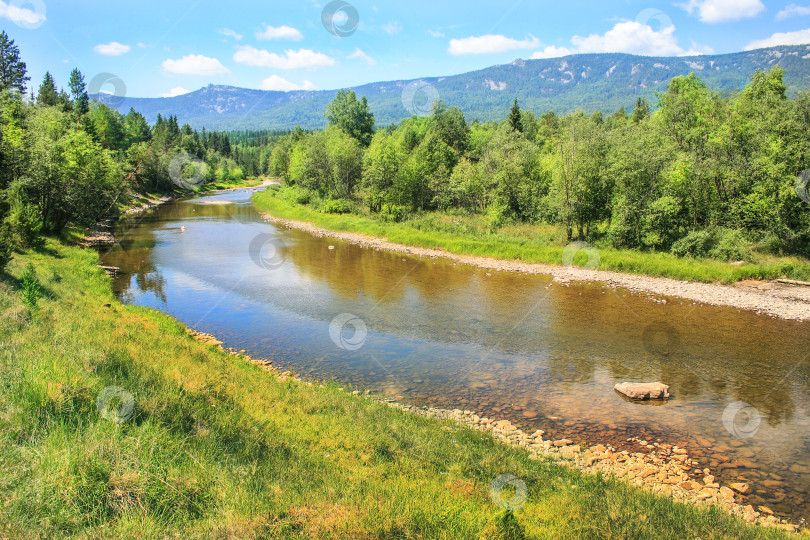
[758,506,774,516]
[696,488,715,500]
[639,467,657,479]
[729,482,750,494]
[613,382,670,400]
[492,420,513,430]
[553,439,573,447]
[719,486,735,502]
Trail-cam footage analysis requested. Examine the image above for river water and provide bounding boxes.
[100,187,810,521]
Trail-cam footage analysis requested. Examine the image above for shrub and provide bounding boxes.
[671,229,714,258]
[379,204,408,223]
[320,199,355,214]
[671,228,752,261]
[20,263,42,310]
[708,229,752,262]
[280,186,312,206]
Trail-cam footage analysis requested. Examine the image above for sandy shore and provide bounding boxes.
[258,213,810,322]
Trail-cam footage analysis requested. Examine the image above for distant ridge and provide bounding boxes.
[95,45,810,131]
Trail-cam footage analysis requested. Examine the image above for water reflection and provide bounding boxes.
[100,188,810,520]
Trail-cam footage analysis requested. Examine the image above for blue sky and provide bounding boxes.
[4,0,810,98]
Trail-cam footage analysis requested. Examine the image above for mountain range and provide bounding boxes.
[95,45,810,131]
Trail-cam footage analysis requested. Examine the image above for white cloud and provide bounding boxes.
[382,21,402,35]
[448,34,541,55]
[0,1,45,27]
[162,87,190,98]
[93,42,131,56]
[428,29,445,38]
[260,75,317,91]
[572,21,687,56]
[530,46,573,59]
[256,24,303,41]
[233,46,335,69]
[137,42,150,49]
[219,28,243,40]
[744,28,810,49]
[529,21,712,59]
[679,0,764,23]
[348,48,377,66]
[776,4,810,20]
[162,54,231,76]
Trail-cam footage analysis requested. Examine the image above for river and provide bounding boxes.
[99,186,810,521]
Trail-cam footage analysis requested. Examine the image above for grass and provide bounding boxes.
[251,187,810,284]
[197,176,267,192]
[0,239,795,538]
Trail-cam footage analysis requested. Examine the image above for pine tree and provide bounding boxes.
[36,71,59,106]
[508,98,523,132]
[633,97,650,123]
[0,31,30,94]
[68,68,89,115]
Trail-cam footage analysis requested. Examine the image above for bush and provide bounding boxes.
[20,263,42,310]
[320,199,355,214]
[671,228,752,261]
[280,186,312,205]
[0,235,11,273]
[379,204,408,223]
[708,229,752,261]
[671,229,714,258]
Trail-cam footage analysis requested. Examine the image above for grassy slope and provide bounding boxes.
[0,240,792,539]
[251,189,810,284]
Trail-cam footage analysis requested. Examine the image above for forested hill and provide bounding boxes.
[96,45,810,131]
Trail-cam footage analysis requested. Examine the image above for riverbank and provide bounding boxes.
[252,190,810,322]
[0,239,795,538]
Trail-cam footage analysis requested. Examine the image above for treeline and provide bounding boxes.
[267,70,810,260]
[0,31,248,269]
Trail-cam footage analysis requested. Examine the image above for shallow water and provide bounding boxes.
[100,187,810,521]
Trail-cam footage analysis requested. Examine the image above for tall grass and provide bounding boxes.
[252,188,810,284]
[0,240,791,538]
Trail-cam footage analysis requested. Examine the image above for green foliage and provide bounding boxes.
[320,198,355,214]
[671,228,752,261]
[508,99,523,132]
[68,68,89,115]
[36,72,59,107]
[266,66,810,264]
[0,52,248,245]
[0,31,29,94]
[20,262,41,310]
[326,89,375,146]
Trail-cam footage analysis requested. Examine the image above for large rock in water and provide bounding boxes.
[614,382,670,400]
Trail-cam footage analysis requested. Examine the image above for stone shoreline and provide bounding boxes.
[186,328,800,533]
[257,213,810,323]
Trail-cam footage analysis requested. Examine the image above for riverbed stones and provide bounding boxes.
[730,482,751,494]
[613,382,670,400]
